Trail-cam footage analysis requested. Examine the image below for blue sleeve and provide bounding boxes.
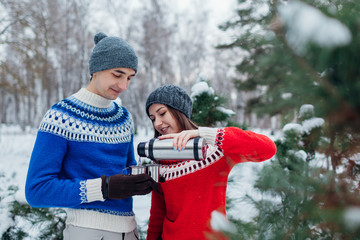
[25,131,86,208]
[126,135,137,168]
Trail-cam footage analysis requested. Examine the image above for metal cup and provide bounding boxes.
[129,164,160,182]
[146,164,159,182]
[130,165,146,175]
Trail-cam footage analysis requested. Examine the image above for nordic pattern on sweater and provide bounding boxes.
[39,96,133,144]
[25,88,137,217]
[158,145,224,181]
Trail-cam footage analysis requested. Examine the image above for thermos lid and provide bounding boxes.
[137,142,146,158]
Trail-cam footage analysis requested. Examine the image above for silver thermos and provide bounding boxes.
[137,137,206,161]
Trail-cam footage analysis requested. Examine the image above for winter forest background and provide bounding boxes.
[1,0,360,239]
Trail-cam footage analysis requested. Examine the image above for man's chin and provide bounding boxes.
[107,93,120,100]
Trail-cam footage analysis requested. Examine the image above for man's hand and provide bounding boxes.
[101,174,158,199]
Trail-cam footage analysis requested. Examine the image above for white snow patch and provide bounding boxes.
[302,117,324,134]
[281,92,292,100]
[294,150,308,161]
[343,207,360,230]
[299,104,314,117]
[278,1,352,55]
[210,210,237,233]
[190,81,215,98]
[283,123,303,134]
[216,106,235,116]
[351,153,360,165]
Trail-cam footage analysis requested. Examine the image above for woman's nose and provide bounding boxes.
[154,118,162,128]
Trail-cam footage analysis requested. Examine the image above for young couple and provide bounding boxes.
[25,32,277,240]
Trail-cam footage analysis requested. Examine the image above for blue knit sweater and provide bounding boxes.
[25,88,138,233]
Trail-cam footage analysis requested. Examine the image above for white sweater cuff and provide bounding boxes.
[199,127,218,146]
[86,178,105,202]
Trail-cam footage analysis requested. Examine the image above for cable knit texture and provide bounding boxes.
[25,88,137,233]
[147,127,277,240]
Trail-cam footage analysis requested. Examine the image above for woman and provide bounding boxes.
[145,85,277,240]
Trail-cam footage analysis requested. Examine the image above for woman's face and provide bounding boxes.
[148,103,181,135]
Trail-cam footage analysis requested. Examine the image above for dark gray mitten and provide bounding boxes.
[101,174,158,199]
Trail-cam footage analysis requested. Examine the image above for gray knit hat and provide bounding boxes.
[146,85,193,118]
[89,32,138,75]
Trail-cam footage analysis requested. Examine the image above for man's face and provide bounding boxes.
[87,67,136,100]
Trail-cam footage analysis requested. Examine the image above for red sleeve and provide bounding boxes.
[147,185,166,240]
[215,127,276,164]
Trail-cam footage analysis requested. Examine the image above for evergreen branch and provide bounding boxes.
[270,17,346,106]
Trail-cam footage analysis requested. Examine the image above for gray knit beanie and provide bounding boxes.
[89,32,138,75]
[146,85,193,118]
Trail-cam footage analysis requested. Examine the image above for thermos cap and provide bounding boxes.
[137,142,146,158]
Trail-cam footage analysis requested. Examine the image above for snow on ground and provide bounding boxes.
[0,124,276,237]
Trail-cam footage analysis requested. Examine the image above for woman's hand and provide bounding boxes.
[158,130,200,151]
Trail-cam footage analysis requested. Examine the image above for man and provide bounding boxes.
[25,32,157,240]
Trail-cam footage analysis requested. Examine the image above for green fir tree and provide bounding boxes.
[250,105,359,239]
[225,105,360,239]
[191,77,235,127]
[217,0,360,238]
[3,201,66,240]
[218,0,360,169]
[0,172,66,240]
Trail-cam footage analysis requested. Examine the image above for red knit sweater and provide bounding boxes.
[146,127,277,240]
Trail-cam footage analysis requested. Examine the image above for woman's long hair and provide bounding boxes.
[153,106,198,138]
